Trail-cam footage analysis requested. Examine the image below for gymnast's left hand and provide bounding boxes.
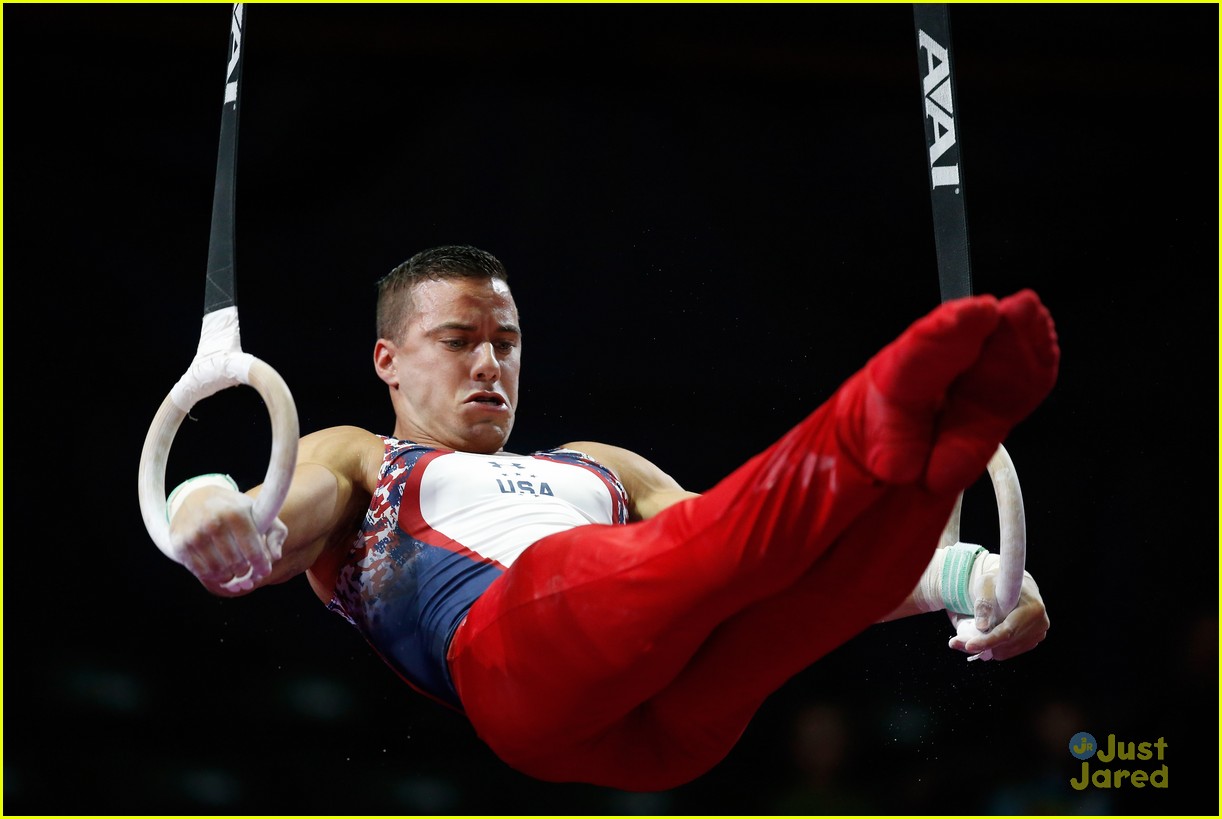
[948,564,1049,661]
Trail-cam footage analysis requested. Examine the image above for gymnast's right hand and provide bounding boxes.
[167,476,287,596]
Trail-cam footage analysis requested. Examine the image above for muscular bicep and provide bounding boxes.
[562,440,700,521]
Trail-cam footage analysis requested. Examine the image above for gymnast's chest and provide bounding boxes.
[412,451,616,528]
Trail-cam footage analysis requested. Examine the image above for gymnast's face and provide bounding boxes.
[375,276,521,453]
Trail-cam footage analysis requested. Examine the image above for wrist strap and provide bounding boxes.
[166,473,238,522]
[941,541,986,615]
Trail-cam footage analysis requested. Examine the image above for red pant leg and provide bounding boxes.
[447,391,893,787]
[629,484,956,785]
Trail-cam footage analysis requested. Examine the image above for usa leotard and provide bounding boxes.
[326,440,630,708]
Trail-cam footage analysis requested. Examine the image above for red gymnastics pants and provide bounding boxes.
[447,291,1059,791]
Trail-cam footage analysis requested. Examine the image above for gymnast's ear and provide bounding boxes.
[374,338,398,387]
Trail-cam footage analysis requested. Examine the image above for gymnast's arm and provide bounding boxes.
[561,441,701,521]
[167,425,382,598]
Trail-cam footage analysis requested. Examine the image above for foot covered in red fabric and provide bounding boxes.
[838,289,1059,494]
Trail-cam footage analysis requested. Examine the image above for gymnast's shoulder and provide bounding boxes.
[560,440,700,520]
[297,425,385,490]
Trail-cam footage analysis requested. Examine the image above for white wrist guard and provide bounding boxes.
[941,541,987,615]
[912,541,990,615]
[166,473,239,523]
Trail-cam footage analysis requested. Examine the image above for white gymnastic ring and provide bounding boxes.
[938,443,1026,619]
[986,444,1025,617]
[138,352,298,562]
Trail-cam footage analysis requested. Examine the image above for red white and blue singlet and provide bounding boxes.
[326,437,629,708]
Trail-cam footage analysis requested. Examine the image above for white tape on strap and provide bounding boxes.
[169,307,255,410]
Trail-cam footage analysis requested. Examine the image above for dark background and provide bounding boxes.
[3,2,1218,815]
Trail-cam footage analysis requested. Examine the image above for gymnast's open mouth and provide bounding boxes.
[466,392,506,406]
